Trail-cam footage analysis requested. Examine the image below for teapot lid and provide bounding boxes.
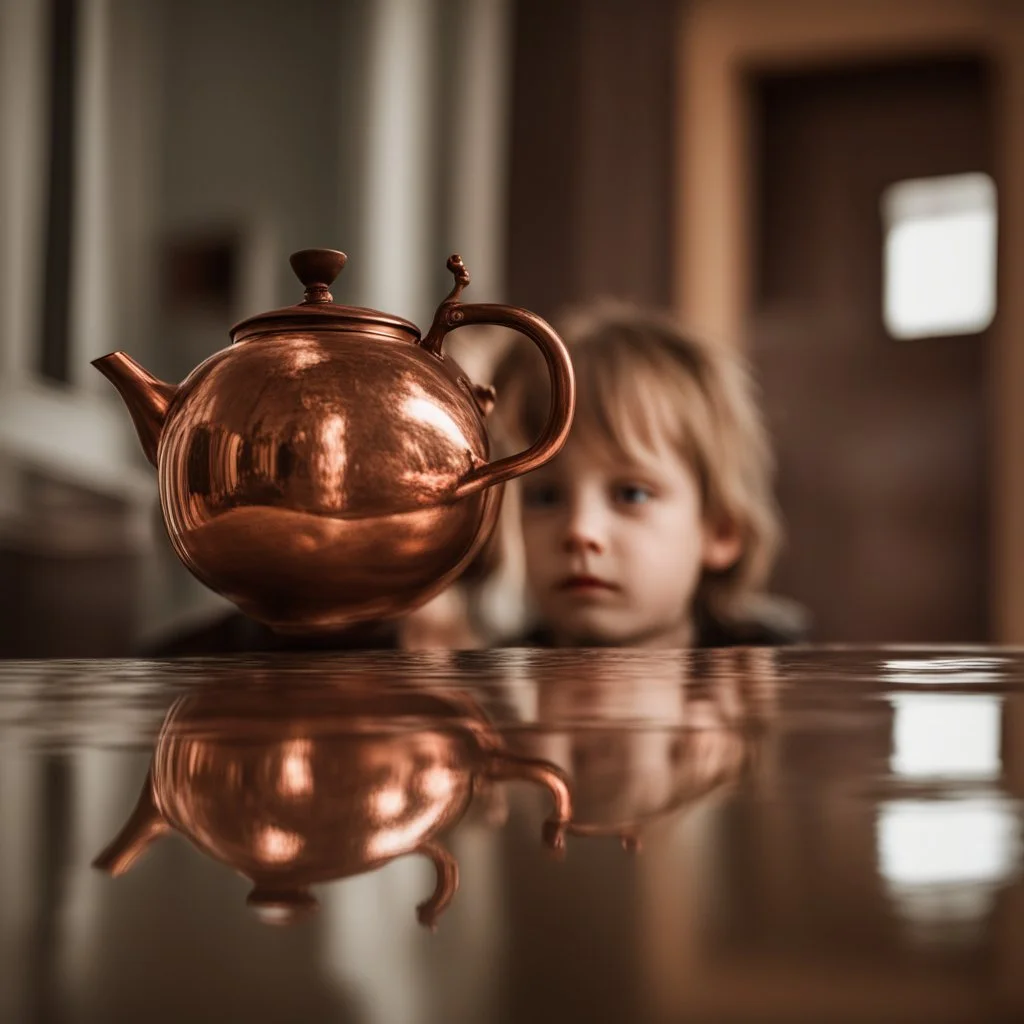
[230,249,419,343]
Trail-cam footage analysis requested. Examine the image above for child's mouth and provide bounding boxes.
[557,575,619,593]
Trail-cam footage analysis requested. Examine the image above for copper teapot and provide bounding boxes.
[93,250,575,633]
[93,677,572,927]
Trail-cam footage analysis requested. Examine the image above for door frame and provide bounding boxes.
[674,0,1024,642]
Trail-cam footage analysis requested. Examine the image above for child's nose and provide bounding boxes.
[562,500,607,554]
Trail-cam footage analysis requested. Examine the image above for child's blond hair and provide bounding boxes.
[490,303,781,625]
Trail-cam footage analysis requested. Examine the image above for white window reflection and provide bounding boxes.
[882,656,1005,687]
[402,391,471,448]
[881,172,997,340]
[878,799,1020,888]
[879,687,1018,940]
[890,694,1001,780]
[877,798,1021,942]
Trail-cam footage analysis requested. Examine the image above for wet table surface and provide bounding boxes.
[2,647,1024,1023]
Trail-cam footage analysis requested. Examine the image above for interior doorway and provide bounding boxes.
[748,56,994,642]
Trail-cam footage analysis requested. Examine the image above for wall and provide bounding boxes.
[506,0,677,319]
[151,0,351,383]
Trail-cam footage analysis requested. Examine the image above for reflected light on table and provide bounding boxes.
[890,694,1001,779]
[878,799,1020,889]
[879,689,1021,941]
[882,656,1007,687]
[877,797,1021,942]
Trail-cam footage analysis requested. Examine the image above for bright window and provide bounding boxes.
[881,173,997,340]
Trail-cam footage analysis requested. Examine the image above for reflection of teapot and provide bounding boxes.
[93,251,575,632]
[94,680,572,928]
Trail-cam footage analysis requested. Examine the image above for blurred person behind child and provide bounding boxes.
[485,303,807,648]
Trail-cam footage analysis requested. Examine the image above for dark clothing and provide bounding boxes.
[693,605,802,647]
[143,602,802,657]
[510,607,801,649]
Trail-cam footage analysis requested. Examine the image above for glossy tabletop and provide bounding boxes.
[1,647,1023,1023]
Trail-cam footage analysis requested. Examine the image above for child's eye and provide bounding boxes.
[614,484,654,505]
[522,482,563,508]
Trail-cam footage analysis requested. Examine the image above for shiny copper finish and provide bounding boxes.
[93,676,572,928]
[92,249,575,632]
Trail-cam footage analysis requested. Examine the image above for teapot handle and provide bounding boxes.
[422,256,575,500]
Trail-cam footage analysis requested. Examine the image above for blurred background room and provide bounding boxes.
[2,0,1024,657]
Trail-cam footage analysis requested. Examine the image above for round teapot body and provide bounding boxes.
[93,679,572,926]
[156,329,500,632]
[152,721,477,887]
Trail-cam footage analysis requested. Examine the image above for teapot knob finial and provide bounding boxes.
[289,248,348,304]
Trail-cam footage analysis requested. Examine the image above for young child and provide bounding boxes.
[504,648,777,848]
[488,304,802,648]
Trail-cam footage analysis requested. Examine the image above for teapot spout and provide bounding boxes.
[92,352,177,467]
[92,771,171,876]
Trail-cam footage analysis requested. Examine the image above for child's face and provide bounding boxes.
[520,433,740,646]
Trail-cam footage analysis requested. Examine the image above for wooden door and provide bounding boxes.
[750,57,994,641]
